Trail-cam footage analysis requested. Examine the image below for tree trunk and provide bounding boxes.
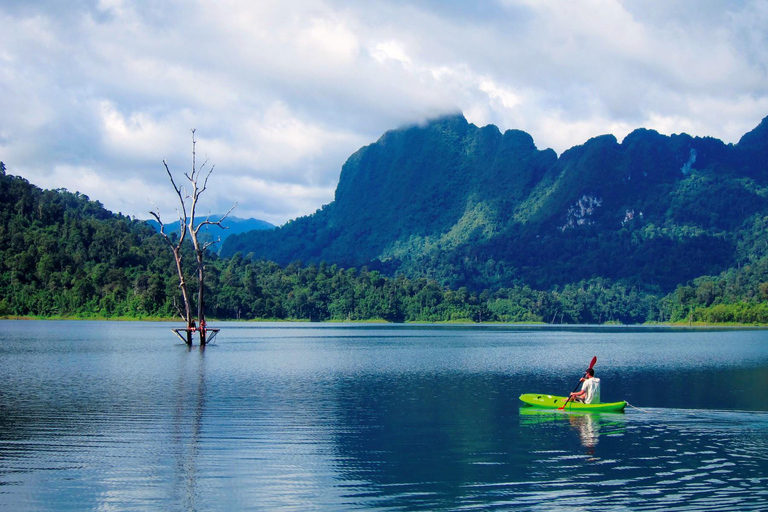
[173,247,194,346]
[196,249,206,345]
[154,129,235,346]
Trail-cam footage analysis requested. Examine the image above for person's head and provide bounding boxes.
[585,368,595,378]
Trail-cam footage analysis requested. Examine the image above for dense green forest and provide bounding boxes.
[3,162,768,324]
[223,114,768,297]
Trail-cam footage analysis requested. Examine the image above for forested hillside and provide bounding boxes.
[223,115,768,296]
[0,162,668,323]
[4,106,768,327]
[0,161,663,323]
[0,163,178,318]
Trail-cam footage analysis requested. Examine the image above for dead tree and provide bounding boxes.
[151,166,194,346]
[186,130,235,345]
[152,129,235,346]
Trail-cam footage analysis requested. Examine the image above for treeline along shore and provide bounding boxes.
[2,163,768,325]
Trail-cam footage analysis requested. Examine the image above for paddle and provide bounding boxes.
[558,356,597,410]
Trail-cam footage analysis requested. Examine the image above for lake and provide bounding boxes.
[0,321,767,511]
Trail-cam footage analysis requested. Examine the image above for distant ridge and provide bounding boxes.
[222,113,768,293]
[146,215,274,250]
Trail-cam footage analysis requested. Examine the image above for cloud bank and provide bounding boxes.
[1,0,767,225]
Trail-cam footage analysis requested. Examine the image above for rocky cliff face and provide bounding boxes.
[222,114,768,292]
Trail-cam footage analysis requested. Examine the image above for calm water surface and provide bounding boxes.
[0,321,767,511]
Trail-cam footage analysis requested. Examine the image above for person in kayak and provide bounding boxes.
[569,368,601,404]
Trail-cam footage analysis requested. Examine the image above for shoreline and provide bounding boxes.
[2,315,767,328]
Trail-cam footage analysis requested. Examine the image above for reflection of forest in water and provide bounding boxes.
[2,322,768,511]
[328,373,521,495]
[323,371,643,510]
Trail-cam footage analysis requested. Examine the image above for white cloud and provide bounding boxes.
[479,79,521,110]
[226,175,336,226]
[98,100,186,158]
[299,16,360,65]
[370,40,413,66]
[0,0,767,225]
[44,164,165,218]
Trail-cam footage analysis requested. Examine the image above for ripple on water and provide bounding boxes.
[1,323,768,511]
[507,408,768,511]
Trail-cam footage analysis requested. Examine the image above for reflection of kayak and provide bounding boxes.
[519,393,627,412]
[518,406,628,430]
[519,407,628,449]
[518,407,625,419]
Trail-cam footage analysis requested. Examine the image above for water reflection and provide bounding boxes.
[325,372,768,510]
[518,408,627,455]
[569,413,598,451]
[1,321,768,511]
[173,345,207,511]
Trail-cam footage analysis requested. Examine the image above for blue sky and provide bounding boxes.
[1,0,767,225]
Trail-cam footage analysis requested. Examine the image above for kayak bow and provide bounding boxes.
[519,393,627,412]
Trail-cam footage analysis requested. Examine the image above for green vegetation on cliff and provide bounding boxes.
[4,111,768,325]
[222,114,768,296]
[0,161,665,323]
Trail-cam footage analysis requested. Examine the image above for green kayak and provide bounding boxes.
[519,393,627,412]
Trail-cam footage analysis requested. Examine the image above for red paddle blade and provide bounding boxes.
[588,356,597,370]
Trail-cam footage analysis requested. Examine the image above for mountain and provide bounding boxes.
[222,114,768,293]
[3,157,768,325]
[146,215,274,250]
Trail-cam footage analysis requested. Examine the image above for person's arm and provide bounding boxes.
[570,378,587,398]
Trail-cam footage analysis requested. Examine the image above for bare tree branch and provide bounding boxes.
[154,128,236,346]
[172,297,185,322]
[149,210,171,242]
[201,239,219,252]
[194,202,238,237]
[200,163,215,194]
[162,160,188,244]
[197,157,210,180]
[148,208,166,234]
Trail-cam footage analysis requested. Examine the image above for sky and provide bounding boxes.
[2,0,768,226]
